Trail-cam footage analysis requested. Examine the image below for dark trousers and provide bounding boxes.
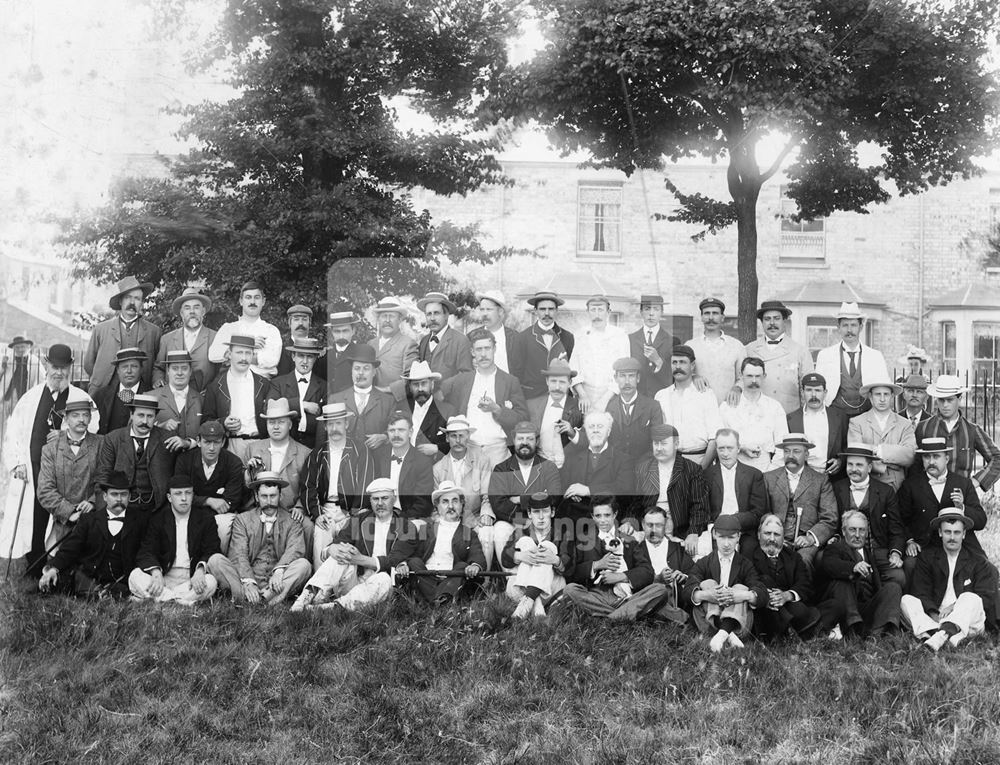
[825,579,902,634]
[26,498,49,578]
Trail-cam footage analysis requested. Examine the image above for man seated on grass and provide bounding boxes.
[397,481,486,605]
[501,491,574,620]
[818,511,902,639]
[291,478,418,612]
[563,496,656,620]
[683,515,767,652]
[38,471,151,598]
[129,475,221,605]
[208,471,311,606]
[901,507,993,652]
[637,506,694,625]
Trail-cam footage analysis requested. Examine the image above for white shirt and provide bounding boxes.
[518,459,534,486]
[354,386,372,413]
[108,510,126,537]
[801,407,830,471]
[171,386,190,416]
[655,384,722,452]
[719,393,789,472]
[849,479,869,509]
[928,472,947,502]
[466,369,506,446]
[656,459,675,509]
[426,519,460,570]
[718,553,734,587]
[573,324,630,404]
[786,469,802,495]
[183,327,200,353]
[538,396,567,468]
[491,327,510,373]
[174,513,191,571]
[719,462,739,516]
[645,538,670,575]
[327,443,344,503]
[209,316,282,377]
[373,518,391,560]
[410,398,432,446]
[941,550,959,613]
[202,460,217,481]
[296,373,311,431]
[390,451,407,508]
[227,369,258,436]
[448,455,466,483]
[686,332,747,403]
[268,440,289,472]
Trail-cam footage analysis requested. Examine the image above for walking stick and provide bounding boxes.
[406,569,512,578]
[4,477,28,580]
[793,506,803,542]
[23,524,78,582]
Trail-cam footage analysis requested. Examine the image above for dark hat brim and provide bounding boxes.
[109,282,154,310]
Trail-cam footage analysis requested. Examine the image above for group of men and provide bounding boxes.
[3,276,999,654]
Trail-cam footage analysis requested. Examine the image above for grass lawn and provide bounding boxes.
[3,507,1000,764]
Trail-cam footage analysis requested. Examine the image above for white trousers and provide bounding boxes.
[215,512,235,555]
[493,521,516,569]
[128,566,217,605]
[313,504,351,565]
[506,538,565,599]
[901,592,985,645]
[303,558,394,611]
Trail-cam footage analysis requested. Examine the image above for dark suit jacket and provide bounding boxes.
[749,545,813,602]
[409,520,487,571]
[330,388,396,444]
[202,371,270,437]
[683,551,768,607]
[299,439,376,520]
[511,323,575,400]
[832,478,905,554]
[606,394,663,465]
[48,509,150,583]
[417,326,473,381]
[489,454,563,524]
[136,506,222,575]
[763,465,839,546]
[84,316,161,393]
[93,382,152,435]
[277,335,327,381]
[527,393,584,446]
[628,326,678,397]
[327,341,360,396]
[787,406,849,481]
[153,326,218,391]
[333,509,419,573]
[94,427,175,508]
[375,447,435,520]
[438,369,530,437]
[820,538,884,600]
[898,471,987,556]
[269,371,326,448]
[570,531,654,591]
[558,443,633,520]
[909,546,995,616]
[404,393,453,456]
[703,461,769,531]
[634,456,710,538]
[151,385,204,442]
[174,448,246,511]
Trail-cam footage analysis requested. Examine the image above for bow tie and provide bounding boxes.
[851,481,870,491]
[107,515,125,524]
[68,438,84,448]
[298,377,309,384]
[118,389,135,404]
[766,339,782,345]
[392,455,404,464]
[539,328,554,336]
[928,475,947,486]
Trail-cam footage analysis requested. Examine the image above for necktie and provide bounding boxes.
[912,414,920,428]
[118,389,134,404]
[768,556,780,575]
[847,351,857,377]
[622,399,634,420]
[298,377,308,385]
[134,437,147,459]
[646,330,653,346]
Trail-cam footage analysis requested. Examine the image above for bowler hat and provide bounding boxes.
[167,474,194,491]
[7,335,33,349]
[638,295,664,307]
[756,300,792,320]
[99,471,134,492]
[44,344,74,366]
[109,275,154,310]
[344,345,381,367]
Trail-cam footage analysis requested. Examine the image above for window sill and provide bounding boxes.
[576,252,624,263]
[776,259,829,270]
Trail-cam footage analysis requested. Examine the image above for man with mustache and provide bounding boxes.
[847,380,917,490]
[605,357,663,467]
[719,358,788,473]
[627,294,678,397]
[375,412,435,525]
[472,290,516,374]
[399,361,453,459]
[149,350,203,453]
[742,300,814,414]
[686,297,746,404]
[267,337,326,451]
[0,344,99,577]
[527,358,583,470]
[153,286,218,391]
[813,302,889,419]
[832,444,906,587]
[368,296,417,391]
[416,291,473,382]
[762,434,839,571]
[330,345,395,451]
[275,304,326,381]
[38,471,150,598]
[702,428,768,554]
[208,280,283,379]
[203,335,271,453]
[654,345,721,470]
[325,311,363,395]
[84,275,162,396]
[510,291,575,406]
[559,411,633,523]
[571,295,630,415]
[787,372,849,482]
[900,374,932,431]
[92,348,151,435]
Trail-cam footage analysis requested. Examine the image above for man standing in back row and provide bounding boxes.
[814,302,888,419]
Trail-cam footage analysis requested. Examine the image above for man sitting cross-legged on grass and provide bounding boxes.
[635,506,695,625]
[208,471,312,606]
[562,496,658,621]
[128,474,221,605]
[397,481,487,605]
[501,491,574,619]
[683,515,767,652]
[900,507,993,652]
[291,478,418,612]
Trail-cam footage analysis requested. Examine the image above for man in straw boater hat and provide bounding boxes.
[208,470,311,606]
[398,360,453,460]
[627,293,679,399]
[38,471,151,598]
[831,443,906,588]
[300,402,376,564]
[93,393,175,516]
[276,303,326,380]
[368,296,418,391]
[208,280,283,379]
[36,399,104,561]
[511,290,575,405]
[432,415,497,567]
[202,334,271,456]
[900,504,995,651]
[813,301,890,419]
[915,374,1000,492]
[897,437,997,622]
[154,285,218,391]
[92,347,151,435]
[415,291,473,382]
[847,378,916,491]
[84,275,162,395]
[3,334,34,405]
[761,433,839,571]
[149,349,204,452]
[473,289,517,374]
[291,477,419,612]
[267,336,326,451]
[0,343,98,578]
[324,310,363,395]
[243,399,311,521]
[743,299,815,414]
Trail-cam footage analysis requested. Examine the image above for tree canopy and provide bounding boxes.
[64,0,519,328]
[498,0,1000,340]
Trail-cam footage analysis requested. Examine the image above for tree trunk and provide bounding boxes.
[734,194,759,344]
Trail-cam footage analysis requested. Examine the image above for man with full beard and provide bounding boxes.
[153,286,218,391]
[400,361,453,460]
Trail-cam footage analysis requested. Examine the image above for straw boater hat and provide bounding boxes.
[926,375,968,399]
[416,291,457,314]
[839,443,876,460]
[109,275,154,310]
[372,297,407,314]
[777,433,815,450]
[526,290,564,308]
[477,290,506,310]
[124,393,161,411]
[325,311,361,328]
[289,337,323,355]
[859,379,902,397]
[260,398,299,420]
[224,335,256,349]
[915,436,950,454]
[929,506,974,530]
[171,286,212,314]
[835,302,865,321]
[431,480,464,504]
[440,415,476,434]
[248,470,289,490]
[401,360,441,381]
[61,400,96,416]
[316,402,353,421]
[897,345,930,367]
[164,350,193,366]
[112,347,148,365]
